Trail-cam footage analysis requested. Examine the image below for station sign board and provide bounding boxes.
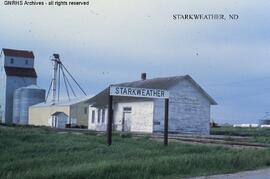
[110,86,169,99]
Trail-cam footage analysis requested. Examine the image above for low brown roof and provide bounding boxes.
[2,48,35,59]
[5,67,37,78]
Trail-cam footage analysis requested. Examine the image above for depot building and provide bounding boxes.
[87,74,217,135]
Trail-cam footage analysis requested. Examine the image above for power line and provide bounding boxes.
[60,65,70,101]
[45,79,53,102]
[61,63,87,96]
[61,64,77,97]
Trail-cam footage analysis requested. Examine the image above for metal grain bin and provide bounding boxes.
[19,85,46,125]
[12,88,22,124]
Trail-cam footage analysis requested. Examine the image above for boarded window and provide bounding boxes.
[101,109,105,123]
[91,110,95,123]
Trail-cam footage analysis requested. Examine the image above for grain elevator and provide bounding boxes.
[0,48,44,124]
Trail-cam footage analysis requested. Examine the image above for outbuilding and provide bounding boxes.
[50,112,69,128]
[29,97,91,128]
[88,74,217,135]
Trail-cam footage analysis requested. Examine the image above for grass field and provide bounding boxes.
[211,126,270,144]
[1,126,270,179]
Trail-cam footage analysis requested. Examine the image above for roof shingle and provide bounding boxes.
[2,48,35,59]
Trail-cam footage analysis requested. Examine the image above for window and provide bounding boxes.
[101,109,105,123]
[25,60,28,65]
[91,110,95,123]
[84,107,88,114]
[10,58,14,64]
[123,107,132,112]
[97,109,101,123]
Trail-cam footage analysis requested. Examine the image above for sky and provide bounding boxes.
[0,0,270,124]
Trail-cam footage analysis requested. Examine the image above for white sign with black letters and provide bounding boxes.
[110,86,169,99]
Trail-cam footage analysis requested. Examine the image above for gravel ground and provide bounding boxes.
[190,168,270,179]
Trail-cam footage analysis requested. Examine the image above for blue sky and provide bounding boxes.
[0,0,270,124]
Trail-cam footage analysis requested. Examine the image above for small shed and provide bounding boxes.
[50,112,68,128]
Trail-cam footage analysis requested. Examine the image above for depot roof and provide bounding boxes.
[88,75,217,107]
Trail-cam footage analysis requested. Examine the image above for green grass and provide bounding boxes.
[211,126,270,137]
[1,126,270,179]
[211,126,270,144]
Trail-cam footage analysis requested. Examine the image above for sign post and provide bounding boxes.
[164,98,169,146]
[107,95,113,146]
[107,86,170,146]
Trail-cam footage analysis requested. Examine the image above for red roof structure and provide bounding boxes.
[2,48,35,59]
[4,67,37,78]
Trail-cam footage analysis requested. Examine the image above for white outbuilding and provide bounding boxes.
[87,74,217,135]
[50,112,69,128]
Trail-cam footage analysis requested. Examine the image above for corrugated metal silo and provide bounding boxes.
[19,85,46,125]
[13,88,22,124]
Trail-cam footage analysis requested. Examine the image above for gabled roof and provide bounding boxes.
[2,48,35,59]
[51,112,68,116]
[88,75,217,107]
[5,67,37,78]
